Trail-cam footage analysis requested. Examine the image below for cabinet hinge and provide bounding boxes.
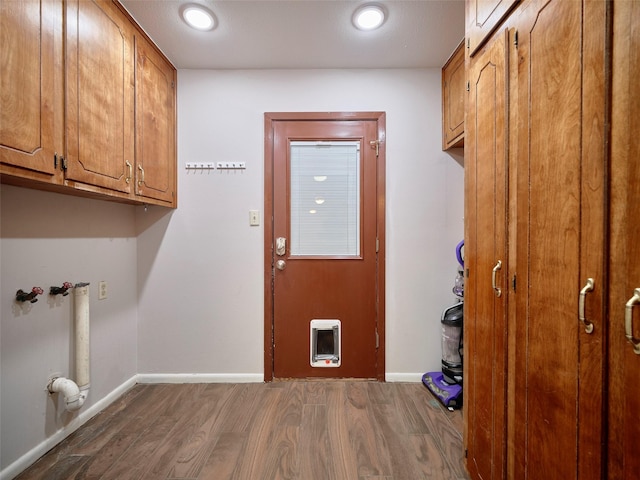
[514,30,519,48]
[465,449,468,459]
[466,81,470,92]
[54,153,58,169]
[466,268,470,278]
[376,237,379,253]
[375,330,379,349]
[512,274,517,292]
[466,38,470,49]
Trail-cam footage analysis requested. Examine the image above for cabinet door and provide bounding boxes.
[466,0,518,56]
[608,1,640,477]
[0,0,62,180]
[134,34,177,206]
[463,29,508,480]
[511,0,606,478]
[65,0,134,194]
[442,40,465,150]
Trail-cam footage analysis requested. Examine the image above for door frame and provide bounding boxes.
[264,111,386,381]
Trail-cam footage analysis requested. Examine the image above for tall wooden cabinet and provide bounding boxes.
[463,29,508,480]
[607,1,640,478]
[0,0,177,208]
[510,1,606,478]
[464,0,612,478]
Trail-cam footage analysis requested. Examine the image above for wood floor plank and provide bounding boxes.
[408,434,458,480]
[197,432,247,480]
[297,404,331,480]
[342,382,391,477]
[98,413,179,479]
[394,384,432,435]
[164,384,237,478]
[73,433,140,480]
[228,386,286,479]
[218,383,265,433]
[370,402,432,480]
[16,454,90,480]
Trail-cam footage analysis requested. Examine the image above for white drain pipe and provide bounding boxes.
[48,283,90,412]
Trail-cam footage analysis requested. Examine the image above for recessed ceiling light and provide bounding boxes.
[181,4,216,31]
[353,4,386,31]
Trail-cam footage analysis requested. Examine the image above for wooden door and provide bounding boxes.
[464,29,508,480]
[65,0,134,194]
[134,33,177,206]
[511,0,606,478]
[466,0,519,56]
[0,0,62,180]
[608,1,640,477]
[264,113,385,380]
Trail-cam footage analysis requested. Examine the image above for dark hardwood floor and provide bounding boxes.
[16,381,469,480]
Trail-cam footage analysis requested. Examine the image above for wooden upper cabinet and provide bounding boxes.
[134,34,177,206]
[64,0,135,195]
[0,0,63,181]
[1,0,176,207]
[466,0,519,56]
[442,40,465,150]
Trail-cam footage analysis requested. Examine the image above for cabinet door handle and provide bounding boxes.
[125,161,132,184]
[492,260,502,297]
[624,288,640,354]
[138,164,145,186]
[578,278,595,334]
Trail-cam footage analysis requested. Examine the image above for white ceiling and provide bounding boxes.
[119,0,465,70]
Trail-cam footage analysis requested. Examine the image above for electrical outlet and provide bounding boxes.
[98,281,107,300]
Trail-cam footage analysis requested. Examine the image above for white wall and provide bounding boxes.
[136,68,464,380]
[0,186,139,473]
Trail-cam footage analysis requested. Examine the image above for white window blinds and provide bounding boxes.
[289,141,361,256]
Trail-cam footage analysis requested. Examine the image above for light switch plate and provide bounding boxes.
[249,210,260,226]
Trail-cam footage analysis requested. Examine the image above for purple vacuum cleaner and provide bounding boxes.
[422,241,464,410]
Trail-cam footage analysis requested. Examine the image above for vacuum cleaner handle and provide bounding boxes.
[456,240,464,267]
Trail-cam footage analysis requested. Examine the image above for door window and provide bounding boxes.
[289,141,361,256]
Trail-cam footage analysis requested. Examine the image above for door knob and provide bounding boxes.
[276,259,286,271]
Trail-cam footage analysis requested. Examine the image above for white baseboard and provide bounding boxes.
[0,375,138,480]
[385,372,424,382]
[136,373,264,384]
